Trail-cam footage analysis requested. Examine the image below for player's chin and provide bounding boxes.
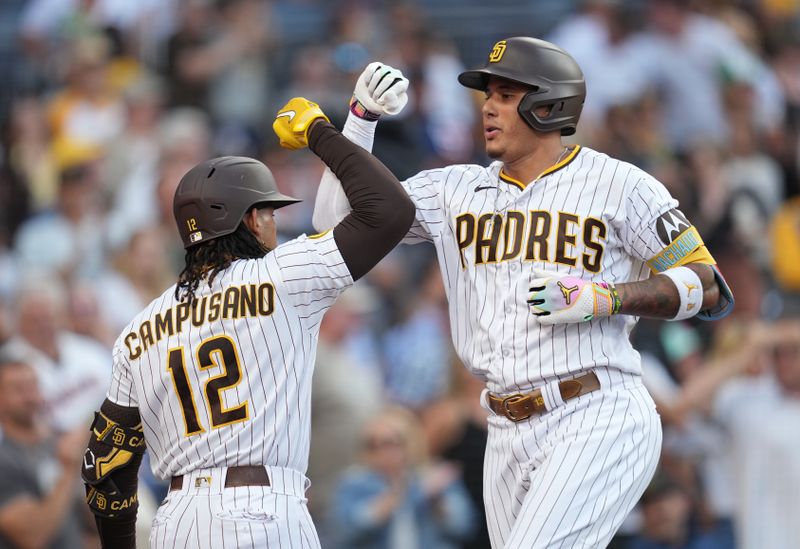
[485,143,504,159]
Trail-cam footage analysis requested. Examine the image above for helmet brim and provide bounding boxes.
[254,195,302,210]
[458,68,538,92]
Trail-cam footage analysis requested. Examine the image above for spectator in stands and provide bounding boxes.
[107,107,210,260]
[634,0,784,150]
[547,0,648,137]
[0,358,90,549]
[94,228,174,335]
[308,284,383,545]
[662,318,800,549]
[425,362,491,549]
[46,34,125,150]
[3,97,50,213]
[14,158,107,279]
[0,276,109,432]
[628,472,725,549]
[66,281,115,349]
[330,406,474,549]
[382,262,453,408]
[103,74,166,199]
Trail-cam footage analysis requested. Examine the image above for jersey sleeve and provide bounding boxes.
[620,171,680,263]
[107,341,138,407]
[272,230,354,329]
[621,169,734,320]
[400,169,446,245]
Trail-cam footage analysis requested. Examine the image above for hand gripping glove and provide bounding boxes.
[272,97,330,150]
[350,62,409,120]
[527,269,622,325]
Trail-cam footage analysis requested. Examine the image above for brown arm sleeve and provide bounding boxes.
[308,121,415,281]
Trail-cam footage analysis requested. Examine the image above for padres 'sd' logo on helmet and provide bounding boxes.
[489,40,507,63]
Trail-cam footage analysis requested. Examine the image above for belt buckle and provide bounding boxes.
[501,393,534,422]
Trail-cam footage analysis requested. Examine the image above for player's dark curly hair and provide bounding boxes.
[176,222,269,302]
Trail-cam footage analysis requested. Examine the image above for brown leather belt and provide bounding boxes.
[487,371,601,422]
[170,465,270,491]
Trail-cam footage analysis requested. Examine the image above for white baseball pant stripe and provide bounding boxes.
[483,377,662,548]
[149,466,319,549]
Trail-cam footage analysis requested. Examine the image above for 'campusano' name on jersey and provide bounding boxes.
[124,283,275,360]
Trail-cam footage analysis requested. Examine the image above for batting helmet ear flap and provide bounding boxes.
[518,87,584,136]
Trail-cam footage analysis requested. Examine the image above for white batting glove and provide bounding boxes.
[527,269,621,325]
[350,61,409,120]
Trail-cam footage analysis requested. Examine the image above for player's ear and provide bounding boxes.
[242,207,259,234]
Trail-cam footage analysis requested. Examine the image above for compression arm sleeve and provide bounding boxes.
[308,121,414,281]
[312,113,378,231]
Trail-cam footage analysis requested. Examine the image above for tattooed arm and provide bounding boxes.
[528,263,724,325]
[617,263,720,319]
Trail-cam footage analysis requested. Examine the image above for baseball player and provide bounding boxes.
[312,37,734,548]
[80,97,414,548]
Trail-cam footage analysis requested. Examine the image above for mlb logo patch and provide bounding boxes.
[189,231,203,243]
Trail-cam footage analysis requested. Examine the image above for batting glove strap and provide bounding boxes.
[349,95,382,121]
[527,271,618,325]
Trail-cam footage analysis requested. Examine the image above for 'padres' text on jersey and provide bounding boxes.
[401,146,678,394]
[106,231,352,479]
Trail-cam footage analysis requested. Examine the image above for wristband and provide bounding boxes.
[608,283,622,314]
[349,95,382,121]
[659,266,703,321]
[592,282,615,318]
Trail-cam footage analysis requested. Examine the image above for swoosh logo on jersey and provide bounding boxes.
[474,185,495,192]
[276,110,296,122]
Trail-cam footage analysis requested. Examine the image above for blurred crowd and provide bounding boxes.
[0,0,799,548]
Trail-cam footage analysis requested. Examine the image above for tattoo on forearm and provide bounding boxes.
[616,264,717,319]
[617,275,680,319]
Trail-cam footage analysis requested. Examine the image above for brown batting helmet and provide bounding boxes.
[173,156,300,249]
[458,37,586,136]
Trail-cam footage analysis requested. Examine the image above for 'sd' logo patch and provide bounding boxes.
[489,40,507,63]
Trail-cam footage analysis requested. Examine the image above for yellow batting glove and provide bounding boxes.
[272,97,330,150]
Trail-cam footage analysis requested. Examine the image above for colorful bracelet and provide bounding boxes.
[349,95,381,121]
[608,283,622,315]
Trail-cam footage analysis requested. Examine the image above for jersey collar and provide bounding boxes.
[499,145,581,190]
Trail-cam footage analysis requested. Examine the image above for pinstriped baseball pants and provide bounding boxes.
[483,374,662,549]
[149,466,320,549]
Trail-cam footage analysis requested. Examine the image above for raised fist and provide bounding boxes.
[272,97,330,150]
[351,62,409,118]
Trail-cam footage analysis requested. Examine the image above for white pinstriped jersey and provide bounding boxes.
[106,231,352,479]
[401,145,677,394]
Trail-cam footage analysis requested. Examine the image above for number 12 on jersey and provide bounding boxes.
[167,335,250,436]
